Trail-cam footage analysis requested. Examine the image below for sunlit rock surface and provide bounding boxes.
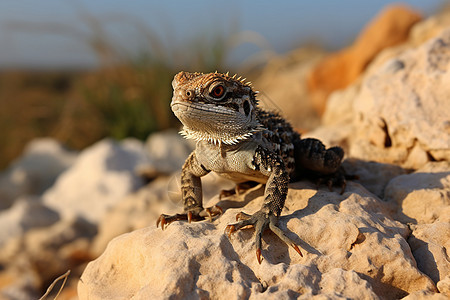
[79,182,437,299]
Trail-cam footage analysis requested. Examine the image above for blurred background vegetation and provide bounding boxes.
[0,9,237,169]
[0,0,445,169]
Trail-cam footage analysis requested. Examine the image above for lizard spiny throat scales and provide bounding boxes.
[171,71,262,145]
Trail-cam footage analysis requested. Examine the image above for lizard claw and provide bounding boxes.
[235,212,251,221]
[224,224,236,239]
[205,208,213,222]
[156,213,188,230]
[292,244,303,257]
[205,205,223,219]
[156,215,167,230]
[219,189,236,200]
[225,210,303,264]
[327,179,333,192]
[219,182,259,200]
[157,205,223,230]
[256,248,262,264]
[340,181,347,195]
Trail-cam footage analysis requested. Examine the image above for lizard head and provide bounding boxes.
[171,71,262,145]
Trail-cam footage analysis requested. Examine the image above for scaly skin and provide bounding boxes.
[157,71,345,264]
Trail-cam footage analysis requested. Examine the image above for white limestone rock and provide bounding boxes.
[79,182,437,299]
[309,27,450,170]
[342,158,406,198]
[0,138,77,210]
[255,48,325,131]
[350,29,450,168]
[437,275,450,297]
[138,129,194,177]
[0,216,95,299]
[408,222,450,284]
[91,172,235,256]
[0,197,59,248]
[384,162,450,224]
[43,138,148,224]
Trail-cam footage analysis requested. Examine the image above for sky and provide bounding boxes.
[0,0,446,69]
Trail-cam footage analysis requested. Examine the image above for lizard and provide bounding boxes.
[157,71,346,264]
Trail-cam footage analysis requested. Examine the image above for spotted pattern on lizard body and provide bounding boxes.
[158,71,346,264]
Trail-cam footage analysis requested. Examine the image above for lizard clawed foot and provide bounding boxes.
[219,181,259,200]
[157,205,222,230]
[224,210,303,264]
[219,189,236,200]
[313,168,348,195]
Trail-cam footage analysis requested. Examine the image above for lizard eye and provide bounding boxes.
[210,85,225,99]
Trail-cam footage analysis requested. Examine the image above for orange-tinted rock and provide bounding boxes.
[307,4,422,114]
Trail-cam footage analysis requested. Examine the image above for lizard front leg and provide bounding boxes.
[157,152,222,229]
[224,146,302,263]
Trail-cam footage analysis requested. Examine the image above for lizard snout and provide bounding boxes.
[172,88,195,104]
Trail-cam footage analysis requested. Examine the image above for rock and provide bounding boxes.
[360,8,450,84]
[0,138,77,210]
[321,81,360,129]
[307,4,422,114]
[0,197,59,248]
[437,276,450,297]
[91,172,235,256]
[137,129,194,179]
[0,216,96,299]
[79,182,437,299]
[43,138,148,224]
[316,27,450,170]
[302,83,359,155]
[254,47,325,131]
[384,162,450,224]
[350,29,450,168]
[0,216,96,271]
[410,8,450,46]
[0,267,41,300]
[342,158,406,199]
[408,222,450,284]
[319,268,379,300]
[301,146,407,202]
[402,290,449,300]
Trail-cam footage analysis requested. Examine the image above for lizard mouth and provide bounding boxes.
[171,101,262,145]
[171,101,235,116]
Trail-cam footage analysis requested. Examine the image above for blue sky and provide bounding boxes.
[0,0,445,69]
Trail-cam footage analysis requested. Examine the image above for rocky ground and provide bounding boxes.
[0,5,450,300]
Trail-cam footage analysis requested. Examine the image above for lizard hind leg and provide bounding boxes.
[294,138,347,194]
[313,168,347,194]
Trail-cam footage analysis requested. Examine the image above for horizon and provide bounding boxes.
[0,0,446,70]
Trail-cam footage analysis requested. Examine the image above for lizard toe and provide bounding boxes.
[219,182,260,200]
[225,211,303,263]
[201,205,223,221]
[156,209,210,230]
[224,217,255,238]
[156,213,188,230]
[235,211,251,221]
[268,215,303,257]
